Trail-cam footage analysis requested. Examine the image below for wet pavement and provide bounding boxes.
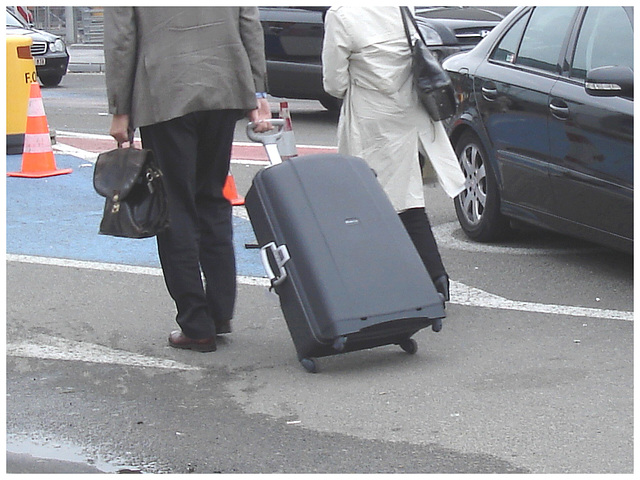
[7,45,106,474]
[7,453,106,474]
[5,46,633,473]
[7,45,260,469]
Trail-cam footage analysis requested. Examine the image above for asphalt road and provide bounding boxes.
[5,72,634,474]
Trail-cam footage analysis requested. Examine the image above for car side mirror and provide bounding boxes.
[585,66,634,99]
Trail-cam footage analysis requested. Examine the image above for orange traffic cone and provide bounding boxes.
[276,101,297,159]
[223,174,244,206]
[7,82,72,178]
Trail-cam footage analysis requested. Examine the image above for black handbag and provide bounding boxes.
[93,146,169,238]
[400,6,457,121]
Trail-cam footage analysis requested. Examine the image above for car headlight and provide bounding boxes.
[49,39,65,53]
[418,24,443,46]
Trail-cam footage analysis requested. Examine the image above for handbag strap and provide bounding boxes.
[400,6,429,49]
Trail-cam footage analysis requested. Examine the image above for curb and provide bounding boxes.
[67,45,104,73]
[68,63,105,73]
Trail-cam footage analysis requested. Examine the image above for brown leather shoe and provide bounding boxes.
[168,330,217,352]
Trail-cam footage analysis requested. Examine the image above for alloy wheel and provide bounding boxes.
[458,143,487,226]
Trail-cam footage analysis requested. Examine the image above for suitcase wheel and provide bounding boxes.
[300,358,318,373]
[332,336,347,352]
[399,338,418,355]
[432,318,443,332]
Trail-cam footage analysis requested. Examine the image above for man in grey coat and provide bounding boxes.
[104,7,272,352]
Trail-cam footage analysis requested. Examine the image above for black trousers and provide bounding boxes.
[398,207,446,281]
[140,110,242,339]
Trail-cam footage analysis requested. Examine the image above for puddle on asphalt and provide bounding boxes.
[6,435,144,474]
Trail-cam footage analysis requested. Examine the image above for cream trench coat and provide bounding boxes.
[322,6,465,212]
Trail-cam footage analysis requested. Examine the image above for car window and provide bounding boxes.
[490,10,529,63]
[570,7,634,80]
[7,11,25,27]
[516,7,577,73]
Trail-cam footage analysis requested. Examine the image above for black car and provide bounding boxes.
[443,6,633,253]
[259,6,512,110]
[6,8,69,87]
[414,6,512,61]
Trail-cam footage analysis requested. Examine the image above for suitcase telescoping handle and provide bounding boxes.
[260,241,291,289]
[246,119,286,166]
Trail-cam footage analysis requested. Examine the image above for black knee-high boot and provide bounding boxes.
[399,207,449,301]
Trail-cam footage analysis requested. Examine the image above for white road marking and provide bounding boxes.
[231,158,269,166]
[5,253,270,287]
[14,136,629,373]
[5,252,632,370]
[52,142,98,162]
[6,336,202,371]
[7,254,631,321]
[54,130,333,151]
[234,205,250,221]
[53,141,268,166]
[56,130,114,140]
[450,281,633,321]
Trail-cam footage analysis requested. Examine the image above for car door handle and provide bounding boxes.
[267,25,285,34]
[481,82,498,101]
[549,98,569,120]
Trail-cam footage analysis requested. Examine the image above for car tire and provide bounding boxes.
[454,131,510,241]
[319,96,342,112]
[39,74,63,87]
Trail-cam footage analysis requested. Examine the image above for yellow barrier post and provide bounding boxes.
[6,35,37,154]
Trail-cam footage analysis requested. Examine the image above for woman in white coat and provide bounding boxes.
[322,6,465,301]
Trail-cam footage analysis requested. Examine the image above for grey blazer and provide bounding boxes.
[104,7,267,128]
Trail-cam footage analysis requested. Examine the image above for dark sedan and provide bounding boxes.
[259,6,512,111]
[443,6,633,253]
[6,8,69,86]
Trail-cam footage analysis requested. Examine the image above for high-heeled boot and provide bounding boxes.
[433,274,450,302]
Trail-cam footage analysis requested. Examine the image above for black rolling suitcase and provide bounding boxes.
[245,120,445,372]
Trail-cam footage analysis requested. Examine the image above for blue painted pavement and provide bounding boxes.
[6,153,266,278]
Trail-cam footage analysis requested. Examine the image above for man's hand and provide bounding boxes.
[248,98,272,133]
[109,114,134,146]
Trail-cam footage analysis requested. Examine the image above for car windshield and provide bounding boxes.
[7,11,26,27]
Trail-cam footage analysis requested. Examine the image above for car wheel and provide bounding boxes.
[39,74,63,87]
[454,131,510,241]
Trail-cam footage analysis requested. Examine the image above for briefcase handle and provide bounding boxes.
[116,128,136,149]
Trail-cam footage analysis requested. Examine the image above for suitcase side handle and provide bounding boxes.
[260,242,291,289]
